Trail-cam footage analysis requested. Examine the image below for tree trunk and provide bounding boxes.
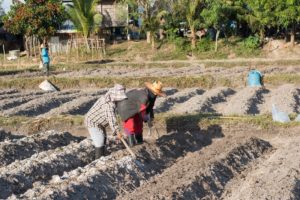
[284,28,289,42]
[191,28,196,50]
[159,29,164,40]
[24,36,29,58]
[215,30,220,52]
[147,31,151,43]
[259,29,264,46]
[85,36,90,52]
[291,24,295,47]
[151,34,155,50]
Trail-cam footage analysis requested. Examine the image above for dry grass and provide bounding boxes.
[1,113,299,136]
[1,72,299,90]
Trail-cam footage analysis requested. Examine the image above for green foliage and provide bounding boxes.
[173,37,190,51]
[66,0,101,38]
[243,35,260,49]
[3,0,66,39]
[275,0,300,29]
[196,38,213,52]
[243,0,277,41]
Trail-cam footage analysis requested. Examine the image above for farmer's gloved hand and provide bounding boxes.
[143,113,150,122]
[116,132,123,140]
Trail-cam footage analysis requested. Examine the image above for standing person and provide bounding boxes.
[117,81,166,147]
[40,43,50,76]
[85,84,127,159]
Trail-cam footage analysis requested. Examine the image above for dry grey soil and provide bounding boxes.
[0,124,299,199]
[0,63,300,199]
[0,86,299,199]
[2,63,300,79]
[0,84,299,119]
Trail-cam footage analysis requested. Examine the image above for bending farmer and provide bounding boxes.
[85,84,127,159]
[117,81,166,147]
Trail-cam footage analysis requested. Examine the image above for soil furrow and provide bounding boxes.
[0,131,82,167]
[3,93,80,117]
[155,88,205,113]
[0,91,46,101]
[0,89,19,96]
[120,137,272,200]
[0,139,94,199]
[222,87,267,115]
[259,84,300,114]
[41,96,99,117]
[171,87,235,114]
[0,129,24,142]
[222,135,300,200]
[0,94,45,112]
[16,125,223,199]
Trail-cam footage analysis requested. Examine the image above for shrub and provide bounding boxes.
[173,37,190,52]
[196,38,213,52]
[243,36,260,49]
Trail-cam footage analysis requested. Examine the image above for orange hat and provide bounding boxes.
[145,81,166,97]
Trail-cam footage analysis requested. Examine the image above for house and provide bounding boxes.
[61,0,128,41]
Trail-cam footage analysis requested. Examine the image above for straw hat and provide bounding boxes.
[145,81,166,97]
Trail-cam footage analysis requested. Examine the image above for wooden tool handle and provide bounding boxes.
[120,137,136,158]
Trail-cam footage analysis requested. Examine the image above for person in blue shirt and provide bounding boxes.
[40,43,50,76]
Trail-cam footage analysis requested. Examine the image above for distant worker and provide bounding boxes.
[85,84,127,159]
[117,81,166,147]
[40,43,50,76]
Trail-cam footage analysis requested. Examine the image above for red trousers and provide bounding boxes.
[123,113,143,136]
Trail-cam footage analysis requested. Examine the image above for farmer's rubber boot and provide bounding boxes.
[135,133,143,144]
[127,135,136,147]
[95,146,105,160]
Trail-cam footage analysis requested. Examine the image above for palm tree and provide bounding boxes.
[138,0,168,49]
[184,0,202,50]
[67,0,102,51]
[174,0,203,50]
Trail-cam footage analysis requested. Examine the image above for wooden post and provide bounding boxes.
[2,44,5,68]
[66,40,69,63]
[91,39,94,61]
[33,36,36,59]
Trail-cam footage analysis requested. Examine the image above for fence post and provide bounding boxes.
[2,44,5,68]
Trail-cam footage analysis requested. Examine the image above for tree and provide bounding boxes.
[276,0,300,46]
[177,0,204,50]
[202,0,232,51]
[66,0,102,51]
[243,0,276,44]
[136,0,168,49]
[3,0,66,42]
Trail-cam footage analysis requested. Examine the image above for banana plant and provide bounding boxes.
[66,0,102,51]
